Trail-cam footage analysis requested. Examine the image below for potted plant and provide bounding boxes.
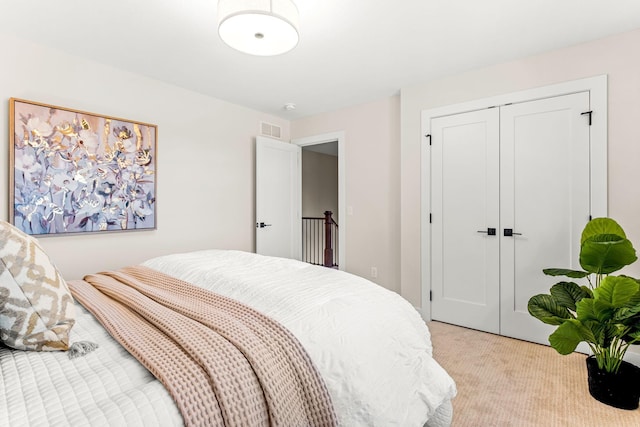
[528,217,640,409]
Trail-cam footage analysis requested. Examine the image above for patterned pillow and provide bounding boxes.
[0,220,75,351]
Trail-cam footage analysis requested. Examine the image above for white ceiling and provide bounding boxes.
[2,1,640,120]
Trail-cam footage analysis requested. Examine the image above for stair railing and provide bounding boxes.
[302,211,338,267]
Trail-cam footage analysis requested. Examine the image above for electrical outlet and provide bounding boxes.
[371,267,378,278]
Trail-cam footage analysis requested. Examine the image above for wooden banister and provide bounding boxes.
[324,211,334,267]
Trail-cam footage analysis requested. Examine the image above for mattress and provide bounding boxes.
[1,250,456,426]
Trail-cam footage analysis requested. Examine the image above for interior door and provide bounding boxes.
[499,92,591,344]
[431,108,501,333]
[255,136,301,260]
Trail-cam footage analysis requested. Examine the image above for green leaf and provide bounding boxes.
[528,294,572,325]
[579,234,637,274]
[584,320,607,346]
[627,330,640,342]
[614,307,636,322]
[594,276,640,307]
[618,275,640,285]
[613,291,640,321]
[624,291,640,312]
[593,299,615,323]
[581,217,626,245]
[576,298,598,322]
[542,268,589,278]
[550,282,591,311]
[549,320,585,354]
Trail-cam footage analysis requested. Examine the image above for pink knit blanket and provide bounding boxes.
[68,265,337,427]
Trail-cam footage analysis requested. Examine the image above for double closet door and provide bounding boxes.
[430,92,591,345]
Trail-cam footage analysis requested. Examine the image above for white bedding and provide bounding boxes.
[1,250,456,426]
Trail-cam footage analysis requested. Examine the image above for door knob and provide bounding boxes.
[256,222,272,228]
[504,228,522,237]
[477,228,496,236]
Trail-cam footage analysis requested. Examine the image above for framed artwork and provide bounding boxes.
[9,98,157,236]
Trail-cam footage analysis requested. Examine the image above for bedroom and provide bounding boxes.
[2,0,640,425]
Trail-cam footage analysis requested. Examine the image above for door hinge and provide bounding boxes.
[581,110,593,126]
[430,290,433,301]
[425,134,431,145]
[429,213,432,223]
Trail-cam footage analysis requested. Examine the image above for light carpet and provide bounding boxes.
[428,321,640,426]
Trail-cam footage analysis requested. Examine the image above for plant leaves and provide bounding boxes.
[594,276,640,307]
[581,217,626,244]
[542,268,589,278]
[593,299,615,323]
[550,282,591,311]
[576,298,598,322]
[618,275,640,284]
[626,330,640,342]
[549,320,585,354]
[614,307,635,321]
[532,218,640,356]
[584,320,608,347]
[614,291,640,321]
[528,294,572,325]
[581,286,594,298]
[579,234,637,274]
[624,290,640,310]
[576,299,617,331]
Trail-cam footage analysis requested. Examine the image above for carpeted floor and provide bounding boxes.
[428,321,640,426]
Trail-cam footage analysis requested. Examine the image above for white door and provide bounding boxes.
[431,108,501,333]
[255,136,301,259]
[431,92,591,343]
[499,92,590,344]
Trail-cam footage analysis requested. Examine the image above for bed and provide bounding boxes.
[1,241,456,426]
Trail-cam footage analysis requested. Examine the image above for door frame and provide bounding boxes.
[419,75,608,321]
[292,131,346,270]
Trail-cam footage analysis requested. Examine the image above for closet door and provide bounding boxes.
[499,92,591,344]
[431,108,500,333]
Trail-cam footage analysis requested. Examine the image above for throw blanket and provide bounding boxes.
[68,265,337,427]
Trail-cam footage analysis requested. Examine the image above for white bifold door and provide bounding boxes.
[430,92,591,345]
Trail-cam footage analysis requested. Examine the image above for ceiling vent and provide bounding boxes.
[260,121,282,139]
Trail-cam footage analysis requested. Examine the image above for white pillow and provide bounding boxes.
[0,220,75,351]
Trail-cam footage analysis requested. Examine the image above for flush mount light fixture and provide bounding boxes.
[217,0,299,56]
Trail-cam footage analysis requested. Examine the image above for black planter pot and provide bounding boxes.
[586,355,640,410]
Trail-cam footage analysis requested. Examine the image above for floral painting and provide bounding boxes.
[10,99,157,236]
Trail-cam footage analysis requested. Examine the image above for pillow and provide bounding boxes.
[0,220,75,351]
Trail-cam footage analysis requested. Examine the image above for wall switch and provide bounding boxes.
[371,267,378,278]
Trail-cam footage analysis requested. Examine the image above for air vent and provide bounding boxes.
[260,121,282,139]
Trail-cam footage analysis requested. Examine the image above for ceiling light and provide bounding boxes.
[217,0,299,56]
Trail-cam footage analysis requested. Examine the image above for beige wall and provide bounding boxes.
[6,26,640,310]
[401,28,640,307]
[0,33,290,280]
[302,150,338,222]
[292,96,401,292]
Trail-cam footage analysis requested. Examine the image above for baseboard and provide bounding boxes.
[421,310,640,367]
[414,306,430,322]
[624,349,640,367]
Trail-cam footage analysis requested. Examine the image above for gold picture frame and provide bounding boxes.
[9,98,157,236]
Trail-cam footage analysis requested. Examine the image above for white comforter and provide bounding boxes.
[1,250,456,427]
